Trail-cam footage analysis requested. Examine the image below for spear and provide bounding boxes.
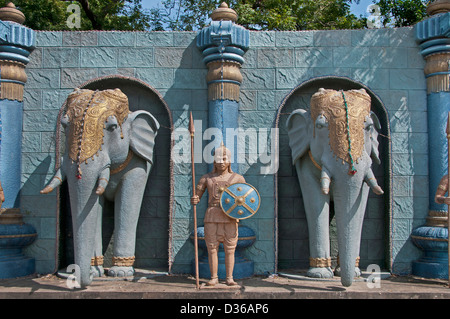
[189,112,200,289]
[447,112,450,288]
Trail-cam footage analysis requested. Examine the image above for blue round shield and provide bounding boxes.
[220,183,260,220]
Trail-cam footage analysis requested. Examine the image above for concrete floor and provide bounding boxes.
[0,269,449,299]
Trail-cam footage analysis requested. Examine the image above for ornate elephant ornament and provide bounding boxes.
[310,88,371,175]
[64,88,130,179]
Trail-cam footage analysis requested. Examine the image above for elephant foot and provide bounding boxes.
[90,265,104,278]
[306,267,334,278]
[334,266,361,278]
[108,266,135,277]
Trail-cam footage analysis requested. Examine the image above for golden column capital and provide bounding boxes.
[0,60,27,101]
[206,60,243,101]
[423,52,450,94]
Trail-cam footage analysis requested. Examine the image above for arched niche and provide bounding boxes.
[274,76,392,273]
[55,75,174,273]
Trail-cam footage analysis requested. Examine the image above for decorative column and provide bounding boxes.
[194,3,254,280]
[412,0,450,279]
[197,2,249,172]
[0,3,37,279]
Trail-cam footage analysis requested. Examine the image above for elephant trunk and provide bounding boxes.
[333,172,370,287]
[67,164,103,288]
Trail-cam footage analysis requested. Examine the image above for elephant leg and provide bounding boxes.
[296,159,333,278]
[108,164,150,277]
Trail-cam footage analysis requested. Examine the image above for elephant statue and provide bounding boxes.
[286,88,383,287]
[41,88,159,287]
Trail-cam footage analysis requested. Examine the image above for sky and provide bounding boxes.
[140,0,377,19]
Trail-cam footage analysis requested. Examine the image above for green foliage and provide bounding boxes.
[234,0,365,30]
[5,0,429,31]
[149,0,366,31]
[10,0,68,30]
[374,0,428,27]
[9,0,151,31]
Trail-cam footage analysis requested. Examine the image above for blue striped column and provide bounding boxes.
[197,3,249,172]
[0,3,37,279]
[194,3,255,280]
[0,18,35,210]
[412,0,450,279]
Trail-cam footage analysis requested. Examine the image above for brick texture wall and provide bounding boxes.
[22,28,427,276]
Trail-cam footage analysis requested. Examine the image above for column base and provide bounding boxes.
[0,209,37,279]
[411,225,448,279]
[0,253,35,279]
[412,259,448,279]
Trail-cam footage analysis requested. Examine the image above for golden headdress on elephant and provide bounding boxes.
[65,88,130,164]
[310,88,371,165]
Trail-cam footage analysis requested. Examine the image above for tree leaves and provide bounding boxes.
[375,0,427,27]
[8,0,428,31]
[12,0,151,31]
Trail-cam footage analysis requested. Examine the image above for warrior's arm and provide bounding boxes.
[435,174,450,204]
[191,175,207,205]
[0,181,4,207]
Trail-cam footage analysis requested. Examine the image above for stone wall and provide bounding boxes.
[21,27,427,276]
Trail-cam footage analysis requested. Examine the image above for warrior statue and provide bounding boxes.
[191,144,245,286]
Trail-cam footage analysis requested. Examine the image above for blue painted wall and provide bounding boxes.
[21,28,427,276]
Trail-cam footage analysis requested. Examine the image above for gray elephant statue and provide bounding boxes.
[286,88,383,287]
[41,88,160,287]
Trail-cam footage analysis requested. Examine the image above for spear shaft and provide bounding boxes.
[189,112,200,289]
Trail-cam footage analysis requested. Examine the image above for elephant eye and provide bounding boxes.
[315,116,328,129]
[105,117,119,132]
[365,123,373,131]
[106,123,118,131]
[61,115,70,128]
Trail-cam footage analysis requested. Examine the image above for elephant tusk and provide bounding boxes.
[40,173,64,194]
[365,175,384,195]
[320,168,331,195]
[40,186,54,194]
[96,169,110,196]
[96,186,105,195]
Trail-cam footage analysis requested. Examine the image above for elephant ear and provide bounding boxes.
[286,109,312,165]
[129,110,160,164]
[369,111,381,165]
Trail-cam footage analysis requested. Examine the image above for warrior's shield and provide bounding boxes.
[220,183,260,220]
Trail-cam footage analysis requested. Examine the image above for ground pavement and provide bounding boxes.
[0,269,450,299]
